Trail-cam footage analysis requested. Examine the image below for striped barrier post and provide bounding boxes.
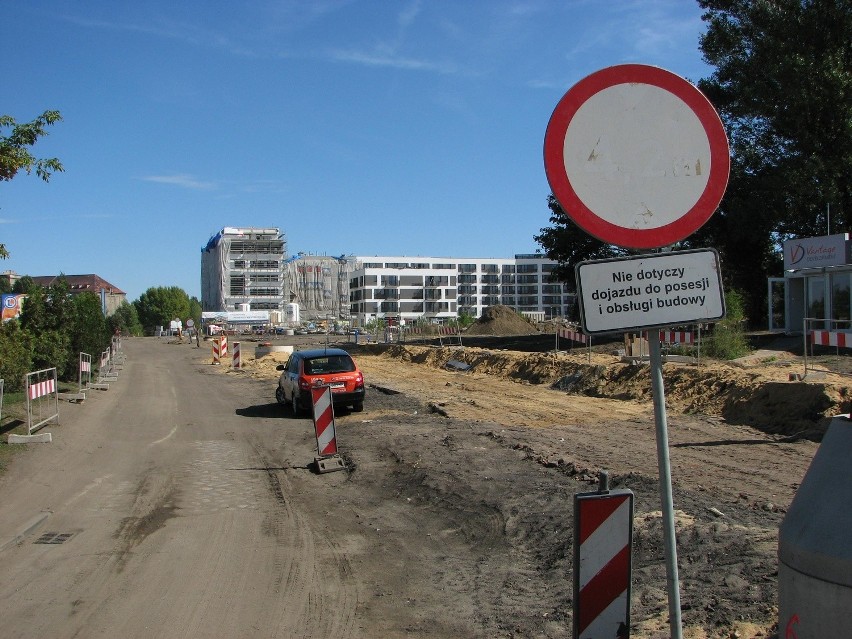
[232,342,241,369]
[311,385,345,474]
[220,335,228,357]
[574,478,634,639]
[212,337,222,365]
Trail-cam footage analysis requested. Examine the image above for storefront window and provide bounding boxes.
[808,277,825,319]
[831,273,851,322]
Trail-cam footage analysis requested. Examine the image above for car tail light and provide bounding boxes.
[355,371,364,388]
[298,376,311,390]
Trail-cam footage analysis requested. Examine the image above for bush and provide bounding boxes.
[704,289,751,360]
[0,321,32,391]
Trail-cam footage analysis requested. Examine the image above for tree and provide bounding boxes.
[693,0,852,323]
[534,195,631,288]
[67,292,110,377]
[108,301,144,337]
[0,110,64,259]
[134,286,193,335]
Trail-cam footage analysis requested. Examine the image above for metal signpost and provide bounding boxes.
[544,64,730,639]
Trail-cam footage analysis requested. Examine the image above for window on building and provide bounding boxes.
[458,264,476,273]
[230,276,245,296]
[808,277,826,320]
[832,273,851,322]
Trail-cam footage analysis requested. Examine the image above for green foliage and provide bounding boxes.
[0,110,64,259]
[0,321,32,392]
[4,276,112,383]
[67,292,109,377]
[704,289,751,360]
[0,110,64,182]
[457,311,476,329]
[11,275,35,294]
[535,196,630,289]
[108,301,144,337]
[29,329,71,375]
[690,0,852,324]
[133,286,193,335]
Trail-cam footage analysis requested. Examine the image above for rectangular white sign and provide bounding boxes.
[576,249,725,334]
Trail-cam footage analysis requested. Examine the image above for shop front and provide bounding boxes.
[773,234,852,334]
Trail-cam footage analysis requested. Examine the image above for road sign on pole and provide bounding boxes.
[576,249,725,335]
[545,64,731,639]
[544,64,729,249]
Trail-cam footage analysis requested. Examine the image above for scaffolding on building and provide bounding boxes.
[284,254,358,322]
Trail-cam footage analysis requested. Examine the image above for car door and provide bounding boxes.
[285,354,301,403]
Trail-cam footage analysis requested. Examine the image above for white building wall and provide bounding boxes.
[349,254,572,325]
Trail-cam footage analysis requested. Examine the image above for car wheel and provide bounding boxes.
[352,402,364,413]
[275,386,287,405]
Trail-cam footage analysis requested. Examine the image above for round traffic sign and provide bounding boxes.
[544,64,729,249]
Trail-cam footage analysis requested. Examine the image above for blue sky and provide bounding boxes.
[1,1,712,302]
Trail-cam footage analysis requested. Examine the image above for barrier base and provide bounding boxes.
[58,392,86,402]
[98,376,118,383]
[315,455,345,474]
[86,382,109,391]
[8,432,52,444]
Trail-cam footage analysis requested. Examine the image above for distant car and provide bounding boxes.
[275,348,365,414]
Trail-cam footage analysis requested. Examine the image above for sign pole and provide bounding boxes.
[649,330,683,639]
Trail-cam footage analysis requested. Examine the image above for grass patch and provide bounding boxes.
[0,390,33,474]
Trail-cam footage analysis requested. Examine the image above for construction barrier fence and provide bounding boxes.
[25,367,59,435]
[804,317,852,377]
[79,352,92,391]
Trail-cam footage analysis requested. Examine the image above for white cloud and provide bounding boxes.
[139,174,217,190]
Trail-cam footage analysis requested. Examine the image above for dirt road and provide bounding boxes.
[0,337,821,638]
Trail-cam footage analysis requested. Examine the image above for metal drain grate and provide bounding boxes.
[34,532,75,545]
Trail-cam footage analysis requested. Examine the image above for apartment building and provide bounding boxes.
[349,254,572,325]
[201,227,287,313]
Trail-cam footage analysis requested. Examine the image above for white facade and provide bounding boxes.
[349,254,572,324]
[201,227,286,312]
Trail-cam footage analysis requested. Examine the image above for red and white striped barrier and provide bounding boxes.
[232,342,241,369]
[811,330,852,348]
[659,330,695,345]
[311,386,345,473]
[559,328,588,344]
[574,489,634,639]
[312,386,337,456]
[28,377,56,400]
[219,335,228,357]
[212,337,224,364]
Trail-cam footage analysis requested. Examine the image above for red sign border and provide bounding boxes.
[544,64,730,249]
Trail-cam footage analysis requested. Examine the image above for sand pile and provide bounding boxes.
[464,305,539,336]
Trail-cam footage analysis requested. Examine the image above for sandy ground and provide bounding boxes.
[206,335,841,638]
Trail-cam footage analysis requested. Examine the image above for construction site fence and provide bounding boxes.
[803,317,852,378]
[26,367,59,435]
[622,326,703,364]
[79,353,93,391]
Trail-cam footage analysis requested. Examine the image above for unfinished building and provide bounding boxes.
[201,227,287,313]
[283,254,358,322]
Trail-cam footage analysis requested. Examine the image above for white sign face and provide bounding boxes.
[563,84,710,230]
[576,249,725,334]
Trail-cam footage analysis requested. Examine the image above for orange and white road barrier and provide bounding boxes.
[311,386,345,473]
[232,342,241,369]
[574,481,634,639]
[212,337,224,364]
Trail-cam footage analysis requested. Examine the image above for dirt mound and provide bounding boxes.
[464,305,538,336]
[350,343,850,437]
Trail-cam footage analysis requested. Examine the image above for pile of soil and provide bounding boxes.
[464,305,539,336]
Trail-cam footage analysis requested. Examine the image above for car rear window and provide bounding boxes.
[303,355,356,375]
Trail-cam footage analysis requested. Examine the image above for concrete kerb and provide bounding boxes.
[0,511,51,552]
